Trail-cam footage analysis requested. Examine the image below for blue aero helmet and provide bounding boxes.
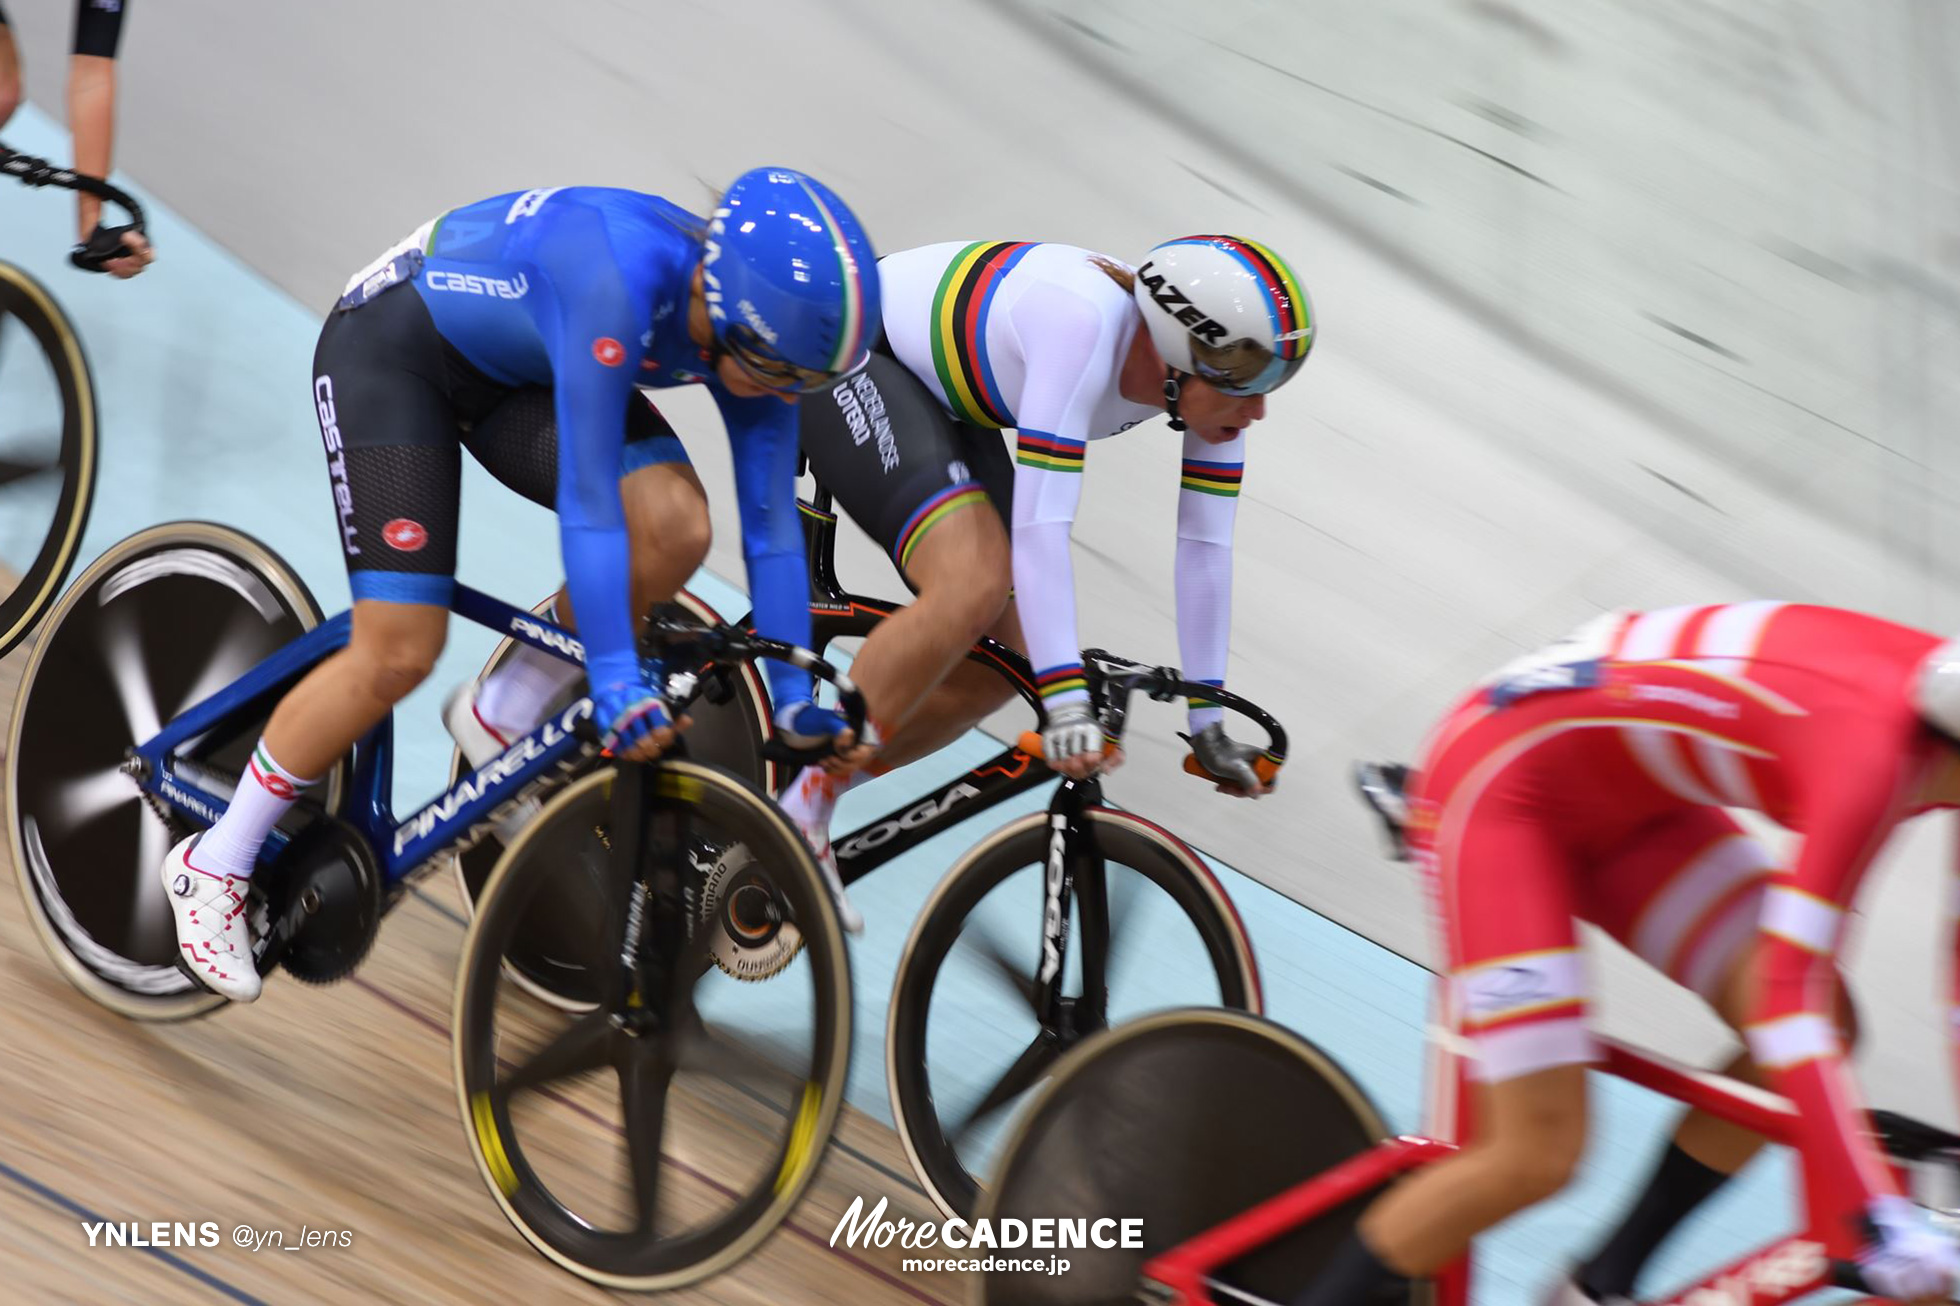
[703,167,881,394]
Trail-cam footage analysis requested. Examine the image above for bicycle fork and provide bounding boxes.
[1032,778,1112,1045]
[598,761,699,1033]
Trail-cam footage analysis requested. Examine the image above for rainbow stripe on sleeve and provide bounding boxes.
[1036,663,1088,699]
[928,240,1038,428]
[1180,458,1243,497]
[1018,431,1086,473]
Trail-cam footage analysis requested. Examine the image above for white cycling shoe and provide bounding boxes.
[441,682,540,845]
[160,835,262,1003]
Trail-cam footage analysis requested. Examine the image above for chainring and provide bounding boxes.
[263,820,385,985]
[695,840,805,982]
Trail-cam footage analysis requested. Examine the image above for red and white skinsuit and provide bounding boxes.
[1409,601,1951,1250]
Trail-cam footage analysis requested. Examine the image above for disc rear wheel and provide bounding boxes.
[975,1009,1416,1305]
[6,522,342,1019]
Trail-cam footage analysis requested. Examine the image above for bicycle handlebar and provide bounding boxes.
[642,611,868,762]
[1814,1109,1960,1300]
[1874,1110,1960,1166]
[0,143,149,272]
[1016,648,1287,786]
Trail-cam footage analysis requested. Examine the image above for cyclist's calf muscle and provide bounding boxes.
[1361,1064,1590,1276]
[863,597,1023,772]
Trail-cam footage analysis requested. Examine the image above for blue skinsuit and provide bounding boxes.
[407,186,810,705]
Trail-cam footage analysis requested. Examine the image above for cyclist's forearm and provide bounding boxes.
[67,55,115,236]
[741,541,814,707]
[1174,534,1231,731]
[1012,518,1087,709]
[559,523,640,689]
[727,415,814,706]
[1175,434,1242,731]
[1747,933,1905,1220]
[1009,445,1088,710]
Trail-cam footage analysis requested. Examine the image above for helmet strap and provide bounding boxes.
[1163,369,1188,433]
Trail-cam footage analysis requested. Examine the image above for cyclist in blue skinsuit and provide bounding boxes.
[158,168,881,1002]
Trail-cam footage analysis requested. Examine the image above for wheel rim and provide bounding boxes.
[8,524,334,1014]
[453,764,850,1289]
[887,810,1258,1220]
[0,262,96,659]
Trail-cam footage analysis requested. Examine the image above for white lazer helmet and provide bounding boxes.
[1132,235,1315,400]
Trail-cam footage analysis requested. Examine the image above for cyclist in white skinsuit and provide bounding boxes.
[793,236,1315,918]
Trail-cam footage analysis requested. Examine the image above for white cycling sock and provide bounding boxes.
[477,639,585,739]
[778,766,875,842]
[193,741,318,879]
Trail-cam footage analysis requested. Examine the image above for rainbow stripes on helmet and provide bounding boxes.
[793,176,873,374]
[1160,235,1313,360]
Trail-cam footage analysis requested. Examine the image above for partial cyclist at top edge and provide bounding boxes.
[787,234,1315,923]
[158,169,880,1002]
[0,0,153,276]
[1310,603,1960,1306]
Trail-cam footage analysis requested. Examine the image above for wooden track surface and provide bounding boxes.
[0,632,965,1305]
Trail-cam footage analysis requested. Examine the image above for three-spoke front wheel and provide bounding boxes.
[452,761,851,1290]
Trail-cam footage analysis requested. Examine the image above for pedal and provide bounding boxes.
[1353,761,1412,862]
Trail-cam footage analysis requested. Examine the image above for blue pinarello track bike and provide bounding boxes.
[5,520,862,1289]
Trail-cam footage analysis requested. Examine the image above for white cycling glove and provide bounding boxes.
[1859,1195,1960,1300]
[1041,701,1103,770]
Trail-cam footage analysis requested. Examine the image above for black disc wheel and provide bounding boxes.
[0,261,97,659]
[449,588,775,1010]
[6,522,344,1019]
[974,1009,1417,1306]
[887,807,1261,1220]
[453,761,851,1290]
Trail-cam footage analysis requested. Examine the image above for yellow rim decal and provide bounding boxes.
[775,1081,823,1196]
[471,1091,520,1196]
[655,771,702,802]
